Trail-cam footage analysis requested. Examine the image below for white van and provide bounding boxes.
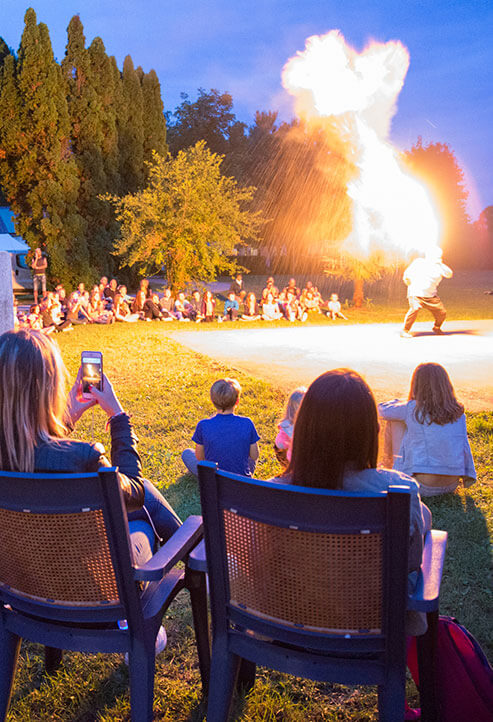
[0,207,33,292]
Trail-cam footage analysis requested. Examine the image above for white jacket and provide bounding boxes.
[378,399,476,480]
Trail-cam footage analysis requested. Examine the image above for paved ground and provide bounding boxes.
[170,319,493,411]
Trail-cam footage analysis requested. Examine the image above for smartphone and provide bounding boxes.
[81,351,103,398]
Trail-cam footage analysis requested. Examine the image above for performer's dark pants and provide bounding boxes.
[403,296,447,332]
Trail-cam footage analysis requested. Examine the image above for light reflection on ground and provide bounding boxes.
[170,320,493,411]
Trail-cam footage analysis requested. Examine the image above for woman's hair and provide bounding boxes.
[210,378,241,411]
[0,330,69,471]
[286,369,379,489]
[132,290,145,312]
[281,387,307,424]
[409,363,464,425]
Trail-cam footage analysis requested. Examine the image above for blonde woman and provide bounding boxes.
[378,363,476,496]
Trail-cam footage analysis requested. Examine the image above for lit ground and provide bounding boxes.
[170,319,493,411]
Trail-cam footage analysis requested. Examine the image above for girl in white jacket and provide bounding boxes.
[378,363,476,497]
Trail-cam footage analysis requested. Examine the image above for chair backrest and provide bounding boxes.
[198,462,411,654]
[0,467,142,627]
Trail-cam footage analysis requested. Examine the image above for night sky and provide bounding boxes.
[1,0,492,218]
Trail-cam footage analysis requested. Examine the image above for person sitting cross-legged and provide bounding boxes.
[182,378,260,477]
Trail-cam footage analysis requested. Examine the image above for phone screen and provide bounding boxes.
[81,352,103,394]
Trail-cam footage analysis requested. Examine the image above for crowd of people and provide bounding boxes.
[14,273,349,334]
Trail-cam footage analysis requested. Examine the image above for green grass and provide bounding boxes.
[6,322,492,721]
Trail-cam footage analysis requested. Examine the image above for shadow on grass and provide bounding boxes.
[426,491,492,655]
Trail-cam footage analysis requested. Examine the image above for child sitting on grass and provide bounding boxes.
[182,378,260,477]
[274,387,306,466]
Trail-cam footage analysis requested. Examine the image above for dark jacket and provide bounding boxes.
[34,413,144,513]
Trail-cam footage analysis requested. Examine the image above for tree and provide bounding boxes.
[166,88,247,169]
[475,206,493,268]
[0,9,88,285]
[106,142,262,289]
[141,68,167,167]
[119,55,144,193]
[404,140,476,268]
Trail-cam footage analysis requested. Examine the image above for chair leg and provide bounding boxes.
[206,642,240,722]
[187,568,211,693]
[128,637,156,722]
[237,659,256,694]
[377,668,406,722]
[0,627,21,721]
[417,610,439,722]
[45,647,63,674]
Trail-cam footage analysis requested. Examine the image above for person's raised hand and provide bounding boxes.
[65,367,96,428]
[88,373,124,419]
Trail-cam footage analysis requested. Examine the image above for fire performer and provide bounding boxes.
[400,247,453,338]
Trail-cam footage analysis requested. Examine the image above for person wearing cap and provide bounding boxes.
[400,247,453,338]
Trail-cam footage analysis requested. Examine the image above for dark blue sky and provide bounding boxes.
[2,0,492,217]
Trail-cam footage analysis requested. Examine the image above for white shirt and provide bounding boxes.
[378,399,476,480]
[403,258,453,297]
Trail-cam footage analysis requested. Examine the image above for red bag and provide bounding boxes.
[408,616,493,721]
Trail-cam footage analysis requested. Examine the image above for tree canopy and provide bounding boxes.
[107,142,262,290]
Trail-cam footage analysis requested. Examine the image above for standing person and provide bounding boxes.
[401,248,453,338]
[182,378,260,477]
[378,363,476,497]
[229,273,245,301]
[31,248,47,304]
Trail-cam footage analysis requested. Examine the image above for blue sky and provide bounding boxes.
[1,0,492,218]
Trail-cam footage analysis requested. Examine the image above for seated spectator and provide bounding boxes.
[187,290,204,322]
[261,276,279,301]
[282,277,300,298]
[283,288,307,322]
[222,292,239,321]
[241,292,261,321]
[139,278,152,299]
[326,293,347,320]
[174,291,191,321]
[201,290,216,322]
[131,289,147,319]
[378,363,476,497]
[300,287,322,314]
[74,282,86,299]
[182,378,260,477]
[274,386,306,467]
[229,273,245,301]
[261,292,283,321]
[113,292,139,322]
[103,278,118,302]
[66,293,91,324]
[271,367,431,647]
[88,290,113,324]
[158,288,177,319]
[144,293,164,321]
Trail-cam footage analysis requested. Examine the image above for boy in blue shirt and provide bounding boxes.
[182,378,260,476]
[221,292,239,321]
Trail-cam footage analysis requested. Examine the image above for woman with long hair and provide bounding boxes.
[277,369,430,600]
[378,363,476,496]
[0,329,181,552]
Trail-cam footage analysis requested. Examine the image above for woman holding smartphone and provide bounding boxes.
[0,329,181,560]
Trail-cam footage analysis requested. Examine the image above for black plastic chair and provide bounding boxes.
[196,461,447,722]
[0,467,210,721]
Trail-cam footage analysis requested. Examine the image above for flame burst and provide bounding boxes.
[282,31,441,260]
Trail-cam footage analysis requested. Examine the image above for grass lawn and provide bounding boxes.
[6,323,492,721]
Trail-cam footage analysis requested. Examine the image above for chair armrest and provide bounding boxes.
[133,515,203,582]
[187,538,207,572]
[407,529,447,613]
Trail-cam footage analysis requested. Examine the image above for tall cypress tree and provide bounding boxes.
[1,9,89,284]
[0,54,22,209]
[62,16,115,274]
[119,55,144,193]
[141,68,167,167]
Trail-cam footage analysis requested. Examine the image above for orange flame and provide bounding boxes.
[282,30,441,260]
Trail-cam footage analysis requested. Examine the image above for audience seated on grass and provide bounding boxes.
[378,362,476,497]
[273,386,306,467]
[182,377,260,477]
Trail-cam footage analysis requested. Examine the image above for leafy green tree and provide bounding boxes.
[106,142,262,289]
[166,88,247,168]
[119,55,144,193]
[405,140,475,268]
[141,68,168,168]
[0,9,88,285]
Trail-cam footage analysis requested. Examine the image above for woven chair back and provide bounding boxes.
[223,509,383,634]
[0,506,119,606]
